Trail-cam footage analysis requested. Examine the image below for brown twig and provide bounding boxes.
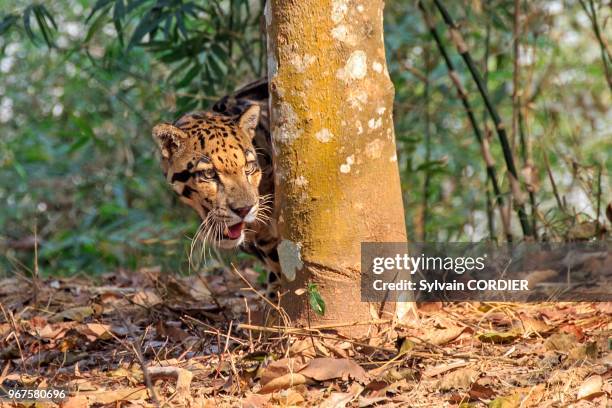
[595,164,602,236]
[543,152,565,213]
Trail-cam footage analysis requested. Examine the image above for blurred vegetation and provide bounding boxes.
[0,0,610,277]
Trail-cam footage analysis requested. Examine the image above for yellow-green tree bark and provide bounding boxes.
[266,0,407,334]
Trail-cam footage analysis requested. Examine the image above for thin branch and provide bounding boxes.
[514,0,538,239]
[419,2,512,241]
[431,0,533,238]
[595,164,602,236]
[543,152,565,214]
[422,44,432,241]
[518,110,538,238]
[512,0,521,153]
[483,0,497,241]
[578,0,612,92]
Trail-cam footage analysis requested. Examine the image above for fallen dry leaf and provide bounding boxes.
[423,326,466,346]
[81,323,112,341]
[299,358,368,383]
[259,372,307,393]
[358,395,389,407]
[418,302,443,313]
[188,277,212,301]
[132,290,162,307]
[260,358,306,387]
[423,360,469,378]
[469,382,496,399]
[270,389,305,406]
[515,316,551,335]
[0,323,10,338]
[36,323,70,340]
[288,337,318,358]
[436,368,478,391]
[0,278,24,296]
[49,306,97,323]
[319,391,355,408]
[242,393,271,408]
[61,395,89,408]
[593,302,612,314]
[576,375,603,400]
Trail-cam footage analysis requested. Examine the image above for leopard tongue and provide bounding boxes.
[225,222,244,239]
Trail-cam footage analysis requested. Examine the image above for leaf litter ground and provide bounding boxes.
[0,263,610,407]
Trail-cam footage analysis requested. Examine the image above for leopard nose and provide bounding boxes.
[232,206,253,218]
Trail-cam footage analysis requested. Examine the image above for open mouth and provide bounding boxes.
[223,222,244,240]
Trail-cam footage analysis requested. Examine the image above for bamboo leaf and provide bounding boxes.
[86,0,114,22]
[22,5,36,43]
[113,0,126,45]
[85,9,108,43]
[175,63,201,88]
[128,9,163,50]
[0,13,19,35]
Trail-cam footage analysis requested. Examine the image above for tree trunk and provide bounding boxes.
[265,0,407,335]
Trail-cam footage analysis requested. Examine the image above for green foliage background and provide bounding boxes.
[0,0,610,276]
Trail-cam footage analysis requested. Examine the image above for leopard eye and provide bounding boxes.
[196,168,216,180]
[245,161,258,175]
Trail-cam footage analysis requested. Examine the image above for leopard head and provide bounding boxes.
[153,105,265,249]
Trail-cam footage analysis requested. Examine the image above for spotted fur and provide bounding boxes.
[153,79,281,297]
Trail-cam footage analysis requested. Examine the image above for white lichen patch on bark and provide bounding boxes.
[339,154,355,173]
[356,120,363,134]
[348,88,368,110]
[315,128,333,143]
[293,175,309,187]
[277,239,303,282]
[331,24,347,41]
[337,51,367,83]
[272,102,302,144]
[290,53,316,73]
[331,24,357,46]
[292,177,310,202]
[390,153,397,162]
[372,61,383,73]
[368,117,382,129]
[365,138,384,159]
[331,0,349,23]
[376,106,386,115]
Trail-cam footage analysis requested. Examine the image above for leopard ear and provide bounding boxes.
[153,123,188,159]
[238,105,260,138]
